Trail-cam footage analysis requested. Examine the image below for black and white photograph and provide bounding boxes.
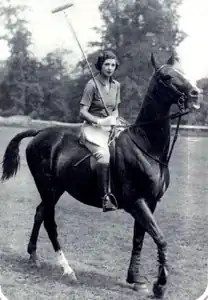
[0,0,207,299]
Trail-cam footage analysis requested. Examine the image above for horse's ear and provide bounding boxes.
[151,53,159,71]
[166,52,175,65]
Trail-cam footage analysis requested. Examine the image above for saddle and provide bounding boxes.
[76,117,128,170]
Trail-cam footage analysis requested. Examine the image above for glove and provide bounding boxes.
[97,116,117,126]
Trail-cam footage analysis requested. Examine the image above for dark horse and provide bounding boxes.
[1,53,200,298]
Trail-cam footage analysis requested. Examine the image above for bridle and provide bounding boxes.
[154,65,190,113]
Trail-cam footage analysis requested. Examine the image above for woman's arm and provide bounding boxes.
[79,81,100,124]
[80,105,117,126]
[80,105,100,124]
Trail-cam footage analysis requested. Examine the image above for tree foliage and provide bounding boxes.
[0,1,76,121]
[189,78,208,125]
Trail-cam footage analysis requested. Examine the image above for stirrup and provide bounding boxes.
[102,193,118,212]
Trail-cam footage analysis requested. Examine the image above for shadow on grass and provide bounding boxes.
[0,251,151,298]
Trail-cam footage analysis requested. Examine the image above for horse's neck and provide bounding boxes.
[134,91,171,157]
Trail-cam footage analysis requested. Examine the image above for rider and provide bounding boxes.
[80,50,120,212]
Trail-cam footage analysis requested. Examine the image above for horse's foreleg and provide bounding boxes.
[127,199,157,293]
[130,198,168,299]
[127,222,148,293]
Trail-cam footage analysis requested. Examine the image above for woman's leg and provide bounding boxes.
[85,141,117,211]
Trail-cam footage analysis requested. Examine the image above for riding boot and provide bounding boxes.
[96,163,117,212]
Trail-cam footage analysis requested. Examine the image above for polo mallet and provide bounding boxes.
[51,3,110,116]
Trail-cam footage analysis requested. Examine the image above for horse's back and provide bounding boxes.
[27,124,81,149]
[25,124,86,170]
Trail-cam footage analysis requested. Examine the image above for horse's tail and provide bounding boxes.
[1,129,39,181]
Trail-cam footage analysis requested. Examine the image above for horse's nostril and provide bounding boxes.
[189,89,198,97]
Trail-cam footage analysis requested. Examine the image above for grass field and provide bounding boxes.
[0,126,207,300]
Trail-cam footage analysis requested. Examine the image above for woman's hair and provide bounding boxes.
[95,50,119,71]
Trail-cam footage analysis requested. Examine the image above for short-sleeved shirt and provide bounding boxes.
[80,74,120,118]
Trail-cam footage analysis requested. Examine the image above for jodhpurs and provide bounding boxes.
[84,140,110,165]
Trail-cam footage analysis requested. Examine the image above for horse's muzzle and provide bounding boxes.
[189,88,201,110]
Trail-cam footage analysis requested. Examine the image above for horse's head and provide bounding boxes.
[150,52,201,113]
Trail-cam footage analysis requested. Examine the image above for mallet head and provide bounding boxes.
[51,3,73,14]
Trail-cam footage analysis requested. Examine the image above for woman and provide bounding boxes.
[80,50,120,212]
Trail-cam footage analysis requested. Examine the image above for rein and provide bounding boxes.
[166,115,181,164]
[127,110,188,167]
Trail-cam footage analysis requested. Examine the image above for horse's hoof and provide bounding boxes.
[133,282,149,294]
[29,255,41,268]
[30,259,41,268]
[63,271,77,283]
[153,281,167,299]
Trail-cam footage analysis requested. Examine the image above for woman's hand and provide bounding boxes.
[97,116,117,126]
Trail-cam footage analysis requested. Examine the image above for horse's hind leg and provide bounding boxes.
[28,177,76,279]
[28,201,44,267]
[27,156,77,280]
[27,182,63,267]
[43,198,76,279]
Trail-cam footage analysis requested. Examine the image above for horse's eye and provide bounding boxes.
[163,75,171,81]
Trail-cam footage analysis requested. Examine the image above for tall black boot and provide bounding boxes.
[96,162,117,212]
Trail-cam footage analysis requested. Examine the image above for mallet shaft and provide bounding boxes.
[63,12,110,116]
[51,3,110,116]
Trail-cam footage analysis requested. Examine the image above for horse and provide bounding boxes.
[1,53,200,298]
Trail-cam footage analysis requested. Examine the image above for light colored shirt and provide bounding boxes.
[80,74,120,118]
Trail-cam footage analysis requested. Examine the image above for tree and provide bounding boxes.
[0,1,72,121]
[37,49,74,121]
[0,0,44,115]
[189,78,208,125]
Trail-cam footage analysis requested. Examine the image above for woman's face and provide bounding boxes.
[101,58,117,78]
